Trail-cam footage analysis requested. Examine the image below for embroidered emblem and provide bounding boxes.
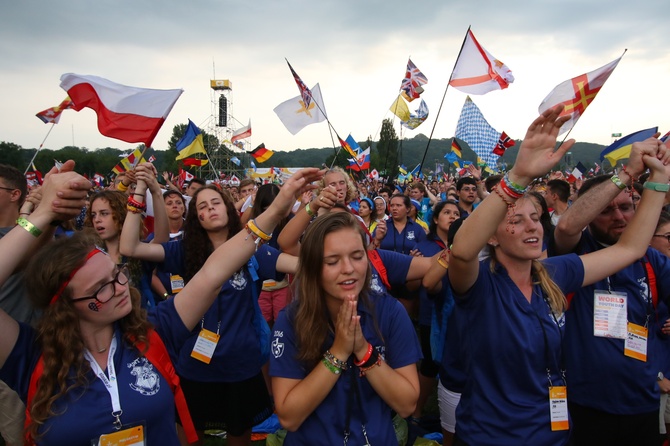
[128,358,160,396]
[230,270,247,290]
[407,231,415,240]
[370,274,384,294]
[271,337,284,358]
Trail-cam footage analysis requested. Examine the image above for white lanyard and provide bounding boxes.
[84,337,123,430]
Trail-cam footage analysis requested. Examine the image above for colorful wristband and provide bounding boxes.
[643,181,670,192]
[610,175,626,190]
[16,217,42,238]
[305,203,315,217]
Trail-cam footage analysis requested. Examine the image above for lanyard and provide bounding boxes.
[84,337,123,430]
[344,360,370,446]
[532,290,566,387]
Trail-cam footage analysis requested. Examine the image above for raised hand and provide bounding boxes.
[510,105,575,186]
[269,168,323,219]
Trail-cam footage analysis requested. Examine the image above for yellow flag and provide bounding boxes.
[389,95,410,121]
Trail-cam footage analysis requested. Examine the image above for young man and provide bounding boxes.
[545,179,570,225]
[455,177,478,216]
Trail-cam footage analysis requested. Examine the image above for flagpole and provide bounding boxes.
[417,26,471,174]
[25,123,56,174]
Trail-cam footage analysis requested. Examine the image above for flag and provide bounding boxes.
[600,127,658,166]
[400,58,428,101]
[148,155,156,163]
[112,148,146,174]
[538,55,623,135]
[347,148,370,171]
[274,83,327,135]
[493,131,515,156]
[250,160,257,172]
[455,96,501,168]
[345,134,362,155]
[594,162,601,174]
[231,120,251,143]
[93,173,105,187]
[451,139,463,158]
[389,95,410,121]
[248,143,274,163]
[25,171,43,187]
[449,29,514,95]
[409,163,422,181]
[230,156,241,166]
[229,174,240,186]
[286,60,313,110]
[660,131,670,143]
[178,168,195,189]
[175,119,206,160]
[444,152,460,167]
[60,73,182,147]
[368,169,379,180]
[398,165,408,175]
[401,99,429,130]
[182,158,209,167]
[36,96,74,124]
[339,136,359,159]
[567,162,588,182]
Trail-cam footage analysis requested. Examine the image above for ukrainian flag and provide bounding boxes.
[600,127,657,167]
[175,120,206,160]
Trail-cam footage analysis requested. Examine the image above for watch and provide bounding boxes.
[658,371,664,381]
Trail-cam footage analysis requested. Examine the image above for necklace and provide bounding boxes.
[97,347,107,353]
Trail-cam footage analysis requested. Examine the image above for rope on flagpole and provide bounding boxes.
[25,123,56,174]
[417,26,471,177]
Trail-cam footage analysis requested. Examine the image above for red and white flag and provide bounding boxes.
[36,96,74,124]
[231,120,252,143]
[449,29,514,95]
[59,73,183,148]
[538,55,622,135]
[492,131,515,156]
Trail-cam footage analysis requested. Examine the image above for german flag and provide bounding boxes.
[451,139,463,158]
[248,143,274,163]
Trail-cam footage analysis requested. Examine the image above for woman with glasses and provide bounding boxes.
[0,164,321,446]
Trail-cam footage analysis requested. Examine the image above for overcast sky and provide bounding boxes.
[2,0,669,158]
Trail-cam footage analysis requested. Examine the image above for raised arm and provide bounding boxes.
[136,164,169,244]
[449,105,574,294]
[119,164,167,262]
[580,142,669,285]
[173,168,322,330]
[0,165,90,368]
[553,135,664,254]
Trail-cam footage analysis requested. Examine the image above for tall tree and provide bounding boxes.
[376,119,399,178]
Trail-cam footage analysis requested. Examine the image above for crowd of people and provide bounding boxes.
[2,103,670,446]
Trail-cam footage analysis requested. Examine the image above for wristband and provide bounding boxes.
[503,172,528,195]
[610,175,627,190]
[354,343,374,367]
[305,203,315,217]
[247,219,272,241]
[643,181,670,192]
[321,357,342,375]
[16,217,42,238]
[437,254,449,269]
[117,182,129,192]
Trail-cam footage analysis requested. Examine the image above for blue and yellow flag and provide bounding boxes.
[600,127,658,166]
[175,120,206,160]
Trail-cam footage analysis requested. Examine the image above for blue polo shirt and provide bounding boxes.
[160,240,281,382]
[269,293,422,445]
[454,255,583,446]
[551,230,670,414]
[0,299,191,446]
[369,248,412,295]
[378,219,426,255]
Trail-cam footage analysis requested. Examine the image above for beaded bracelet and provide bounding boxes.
[621,165,638,183]
[16,217,42,238]
[354,343,374,367]
[127,196,147,210]
[247,219,272,242]
[126,205,144,214]
[359,355,382,377]
[493,185,518,234]
[610,175,627,190]
[321,357,342,375]
[323,350,348,370]
[305,203,315,217]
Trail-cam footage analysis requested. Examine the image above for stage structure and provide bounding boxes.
[197,79,247,180]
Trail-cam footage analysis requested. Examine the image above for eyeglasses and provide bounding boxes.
[599,204,635,216]
[652,234,670,243]
[70,265,130,304]
[0,186,17,192]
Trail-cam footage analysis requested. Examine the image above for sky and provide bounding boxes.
[2,0,669,159]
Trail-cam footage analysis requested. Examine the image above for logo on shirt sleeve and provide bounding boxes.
[271,337,284,358]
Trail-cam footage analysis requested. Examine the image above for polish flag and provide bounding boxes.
[231,120,252,143]
[59,74,183,148]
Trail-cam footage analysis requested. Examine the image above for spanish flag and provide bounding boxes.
[248,143,274,163]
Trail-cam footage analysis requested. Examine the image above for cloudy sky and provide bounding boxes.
[2,0,669,158]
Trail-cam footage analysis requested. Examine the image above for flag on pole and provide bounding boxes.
[230,156,241,166]
[389,95,410,121]
[112,148,147,174]
[449,29,514,95]
[345,134,362,155]
[36,97,74,124]
[250,160,257,172]
[175,120,206,160]
[248,143,274,163]
[538,55,623,135]
[182,158,209,167]
[347,148,370,171]
[567,162,588,182]
[450,139,463,158]
[400,58,428,102]
[455,97,501,168]
[60,73,182,147]
[274,83,327,135]
[93,173,105,187]
[401,99,429,130]
[600,127,658,166]
[492,131,515,156]
[286,60,313,110]
[339,136,359,159]
[25,171,43,187]
[231,120,252,143]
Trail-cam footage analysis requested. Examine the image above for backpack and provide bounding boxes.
[24,329,198,445]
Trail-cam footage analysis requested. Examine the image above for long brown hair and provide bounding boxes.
[292,212,373,367]
[182,185,241,283]
[23,230,152,440]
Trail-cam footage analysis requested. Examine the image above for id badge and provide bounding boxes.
[549,386,569,431]
[170,274,184,294]
[191,328,220,364]
[624,322,648,362]
[593,290,627,339]
[95,423,145,446]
